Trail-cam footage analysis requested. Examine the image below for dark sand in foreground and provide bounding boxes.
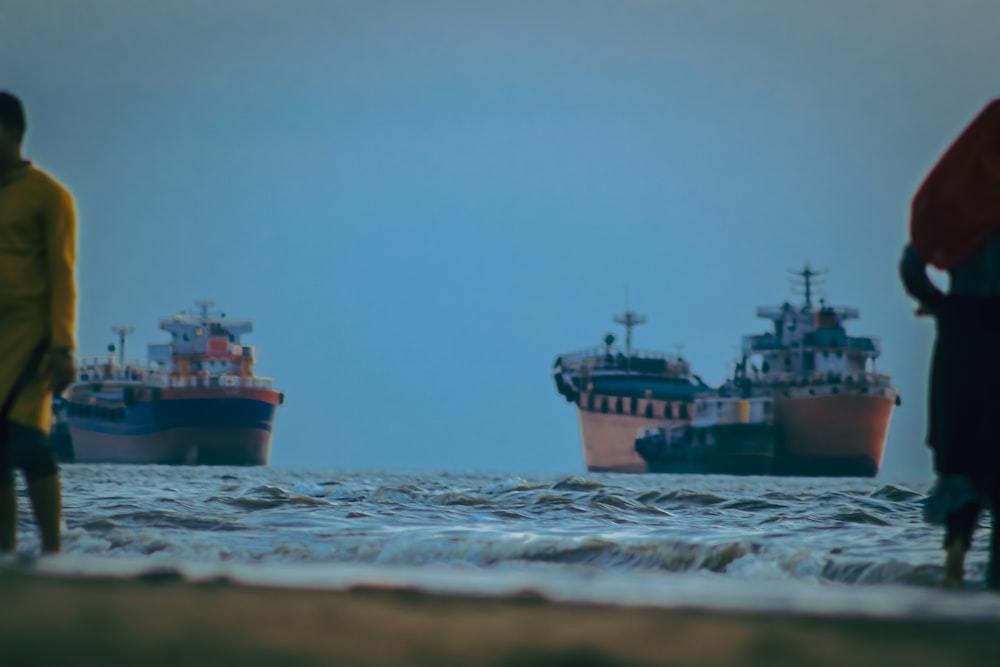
[1,571,997,666]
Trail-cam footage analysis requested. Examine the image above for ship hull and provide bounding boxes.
[771,393,895,477]
[576,392,894,476]
[66,427,272,465]
[62,387,280,466]
[579,409,664,473]
[576,394,689,473]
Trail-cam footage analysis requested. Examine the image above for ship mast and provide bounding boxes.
[789,263,827,310]
[613,286,646,361]
[110,324,134,367]
[195,298,216,321]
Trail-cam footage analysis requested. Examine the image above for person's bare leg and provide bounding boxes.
[0,481,16,553]
[943,502,980,588]
[26,473,60,553]
[943,538,968,587]
[988,513,1000,590]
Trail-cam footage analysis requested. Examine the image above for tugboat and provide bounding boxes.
[634,390,774,476]
[737,266,899,476]
[56,300,283,465]
[553,307,710,472]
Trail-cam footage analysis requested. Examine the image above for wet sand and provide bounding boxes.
[1,571,997,667]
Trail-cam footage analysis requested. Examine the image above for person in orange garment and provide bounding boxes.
[0,91,76,555]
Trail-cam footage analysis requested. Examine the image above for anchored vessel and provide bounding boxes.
[554,266,898,477]
[635,391,775,475]
[736,267,899,477]
[553,310,710,472]
[54,301,283,465]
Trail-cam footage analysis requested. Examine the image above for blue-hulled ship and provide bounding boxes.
[52,301,283,465]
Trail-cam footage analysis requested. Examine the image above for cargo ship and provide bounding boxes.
[552,310,711,472]
[53,301,283,465]
[554,266,899,477]
[736,266,899,477]
[635,391,774,475]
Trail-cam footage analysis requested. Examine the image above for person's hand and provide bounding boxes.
[43,349,75,395]
[900,244,946,309]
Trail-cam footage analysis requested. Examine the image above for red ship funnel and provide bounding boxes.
[911,98,1000,270]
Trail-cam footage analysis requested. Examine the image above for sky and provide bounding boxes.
[2,0,999,480]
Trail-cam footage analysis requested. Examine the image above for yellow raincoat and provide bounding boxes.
[0,162,76,433]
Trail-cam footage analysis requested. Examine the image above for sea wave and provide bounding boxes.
[14,465,994,602]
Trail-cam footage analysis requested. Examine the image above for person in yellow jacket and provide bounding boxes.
[0,91,75,554]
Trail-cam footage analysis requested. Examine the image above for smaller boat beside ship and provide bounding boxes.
[52,301,283,466]
[635,390,774,475]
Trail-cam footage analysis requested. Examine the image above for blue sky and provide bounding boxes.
[3,0,999,479]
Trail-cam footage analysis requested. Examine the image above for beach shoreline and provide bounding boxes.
[1,569,998,667]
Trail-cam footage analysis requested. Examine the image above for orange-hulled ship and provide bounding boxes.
[553,266,899,477]
[737,266,899,477]
[553,310,711,473]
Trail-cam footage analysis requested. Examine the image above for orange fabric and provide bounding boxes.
[911,98,1000,270]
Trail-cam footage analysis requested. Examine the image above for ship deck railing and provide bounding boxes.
[752,370,893,386]
[557,347,685,368]
[146,375,275,390]
[75,357,275,390]
[742,334,879,354]
[756,305,859,320]
[76,357,152,383]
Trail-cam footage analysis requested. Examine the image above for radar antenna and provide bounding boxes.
[613,286,646,358]
[110,325,134,367]
[194,298,216,321]
[788,263,828,310]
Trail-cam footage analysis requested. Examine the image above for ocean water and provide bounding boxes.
[10,466,1000,619]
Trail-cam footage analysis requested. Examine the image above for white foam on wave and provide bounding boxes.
[18,554,1000,622]
[53,505,963,590]
[726,548,825,582]
[290,480,328,497]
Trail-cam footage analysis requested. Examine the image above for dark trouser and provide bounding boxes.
[0,419,59,485]
[928,297,1000,588]
[0,421,61,553]
[0,344,61,554]
[0,343,58,484]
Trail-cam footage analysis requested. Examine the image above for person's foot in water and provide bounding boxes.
[943,539,968,588]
